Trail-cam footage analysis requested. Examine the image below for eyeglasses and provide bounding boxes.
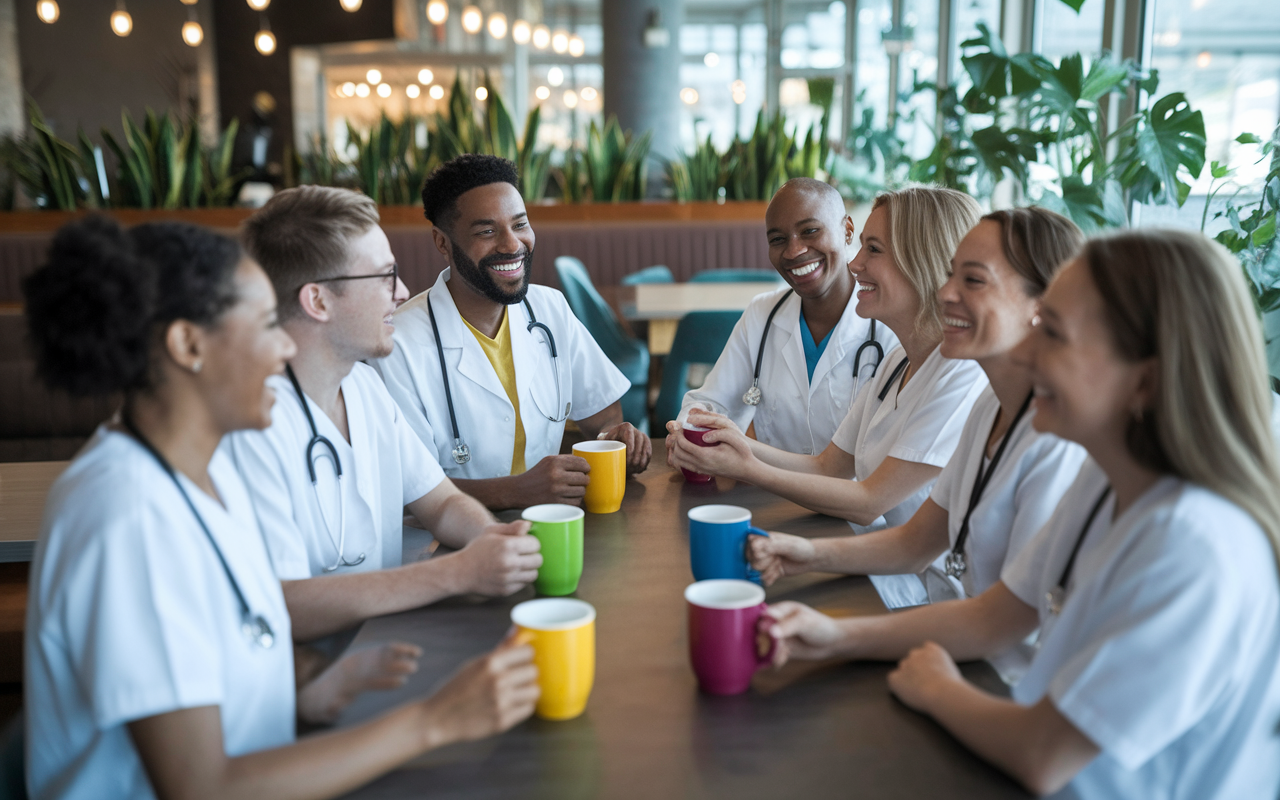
[304,263,399,293]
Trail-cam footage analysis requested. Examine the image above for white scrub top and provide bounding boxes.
[1002,458,1280,800]
[923,386,1087,681]
[223,362,446,580]
[679,286,898,455]
[830,343,988,608]
[25,427,295,800]
[374,269,632,480]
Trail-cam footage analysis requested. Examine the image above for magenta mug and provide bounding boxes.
[681,425,716,483]
[685,579,775,695]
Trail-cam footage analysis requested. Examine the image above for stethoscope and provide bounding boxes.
[121,414,276,650]
[742,288,883,406]
[944,393,1034,579]
[285,365,366,572]
[1046,485,1113,616]
[427,289,570,465]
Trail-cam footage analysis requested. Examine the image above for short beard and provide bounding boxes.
[450,240,534,306]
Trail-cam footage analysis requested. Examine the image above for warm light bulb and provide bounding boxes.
[547,66,564,87]
[568,34,584,57]
[461,5,482,33]
[340,0,362,11]
[340,81,356,96]
[366,68,382,84]
[406,84,421,98]
[110,9,132,36]
[563,90,578,109]
[376,83,391,97]
[475,86,488,101]
[418,68,433,85]
[1197,50,1212,68]
[534,85,550,100]
[429,84,445,99]
[551,30,569,53]
[355,82,370,97]
[531,24,550,49]
[182,20,203,46]
[487,12,507,38]
[255,28,276,54]
[36,0,59,23]
[680,87,699,105]
[512,19,531,44]
[580,86,597,102]
[704,52,719,67]
[426,0,448,25]
[246,0,269,9]
[179,0,197,4]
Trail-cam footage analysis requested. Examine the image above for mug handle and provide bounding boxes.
[754,605,777,668]
[745,527,770,585]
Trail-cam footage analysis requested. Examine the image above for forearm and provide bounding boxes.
[451,476,526,512]
[813,524,947,577]
[743,460,887,525]
[746,440,830,474]
[422,492,495,549]
[283,560,462,641]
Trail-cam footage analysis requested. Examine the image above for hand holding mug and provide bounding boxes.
[761,601,846,668]
[748,531,820,587]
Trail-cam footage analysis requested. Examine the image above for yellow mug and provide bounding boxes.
[512,598,596,720]
[572,440,626,514]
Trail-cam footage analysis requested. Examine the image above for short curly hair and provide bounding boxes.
[22,216,242,396]
[421,154,520,233]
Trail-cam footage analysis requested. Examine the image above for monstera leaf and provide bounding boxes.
[959,23,1043,112]
[1116,92,1207,206]
[1038,176,1127,233]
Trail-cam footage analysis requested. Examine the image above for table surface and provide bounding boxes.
[337,456,1031,800]
[0,461,66,562]
[618,282,781,320]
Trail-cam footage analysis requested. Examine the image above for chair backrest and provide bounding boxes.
[553,256,650,384]
[690,268,782,283]
[653,310,742,428]
[621,265,674,286]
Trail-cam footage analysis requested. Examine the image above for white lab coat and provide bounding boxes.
[1002,457,1280,799]
[922,387,1087,682]
[223,363,447,580]
[830,343,988,609]
[25,427,295,800]
[374,269,631,480]
[679,286,899,455]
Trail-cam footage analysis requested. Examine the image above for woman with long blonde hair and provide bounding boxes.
[763,229,1280,798]
[668,186,988,608]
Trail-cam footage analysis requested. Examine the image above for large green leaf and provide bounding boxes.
[1118,91,1206,206]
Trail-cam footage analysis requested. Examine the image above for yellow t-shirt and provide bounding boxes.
[461,309,527,475]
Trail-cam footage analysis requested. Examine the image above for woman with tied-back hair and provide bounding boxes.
[749,207,1088,683]
[762,229,1280,798]
[22,217,538,800]
[669,186,989,609]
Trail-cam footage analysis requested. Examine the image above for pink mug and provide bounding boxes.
[685,580,775,695]
[681,424,716,484]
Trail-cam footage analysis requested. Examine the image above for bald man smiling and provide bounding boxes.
[669,178,898,457]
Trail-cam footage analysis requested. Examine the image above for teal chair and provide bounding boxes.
[690,268,782,283]
[653,310,742,430]
[554,256,651,433]
[621,265,674,285]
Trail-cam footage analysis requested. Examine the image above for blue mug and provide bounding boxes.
[688,505,770,584]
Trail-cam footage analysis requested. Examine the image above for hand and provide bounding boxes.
[452,520,542,596]
[665,414,756,481]
[297,642,423,725]
[418,630,540,748]
[598,422,652,473]
[510,454,591,507]
[759,601,845,667]
[887,641,964,713]
[748,532,819,586]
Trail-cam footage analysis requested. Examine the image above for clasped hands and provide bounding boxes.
[664,409,757,480]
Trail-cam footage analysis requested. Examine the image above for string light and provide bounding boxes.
[475,86,488,101]
[547,66,564,87]
[512,20,531,44]
[355,82,370,97]
[680,87,699,105]
[704,52,720,67]
[731,79,747,104]
[110,2,133,36]
[426,0,448,25]
[418,68,434,84]
[551,30,569,53]
[563,90,578,109]
[406,84,421,98]
[534,85,550,100]
[340,81,356,96]
[580,87,597,102]
[376,83,391,97]
[36,1,59,24]
[339,0,362,11]
[182,18,204,46]
[429,84,445,99]
[366,68,382,84]
[461,5,482,33]
[531,24,550,49]
[254,15,276,55]
[487,12,507,38]
[568,34,584,57]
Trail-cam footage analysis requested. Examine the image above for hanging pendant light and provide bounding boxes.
[460,5,482,33]
[182,17,203,45]
[340,0,362,11]
[246,0,270,10]
[426,0,448,25]
[36,0,59,24]
[110,1,133,36]
[255,15,276,55]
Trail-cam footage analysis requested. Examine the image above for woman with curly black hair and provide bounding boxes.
[22,217,539,800]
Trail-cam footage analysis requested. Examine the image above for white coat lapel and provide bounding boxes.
[809,297,858,399]
[339,375,381,546]
[433,271,511,406]
[776,296,809,400]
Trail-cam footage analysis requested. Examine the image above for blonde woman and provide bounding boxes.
[748,208,1088,681]
[668,186,988,608]
[764,230,1280,798]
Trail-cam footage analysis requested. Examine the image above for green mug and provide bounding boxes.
[522,504,585,596]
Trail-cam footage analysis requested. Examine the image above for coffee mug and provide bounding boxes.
[522,504,584,596]
[511,598,596,720]
[680,425,715,484]
[688,505,769,584]
[685,580,775,695]
[572,440,626,514]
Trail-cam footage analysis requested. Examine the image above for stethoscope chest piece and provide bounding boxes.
[943,549,966,579]
[742,382,762,406]
[243,616,276,649]
[452,439,471,464]
[1045,587,1066,617]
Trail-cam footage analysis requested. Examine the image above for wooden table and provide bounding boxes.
[336,454,1030,799]
[0,461,66,562]
[616,282,781,355]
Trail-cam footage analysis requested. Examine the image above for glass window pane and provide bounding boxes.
[1036,0,1104,60]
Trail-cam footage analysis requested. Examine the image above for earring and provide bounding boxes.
[192,360,203,374]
